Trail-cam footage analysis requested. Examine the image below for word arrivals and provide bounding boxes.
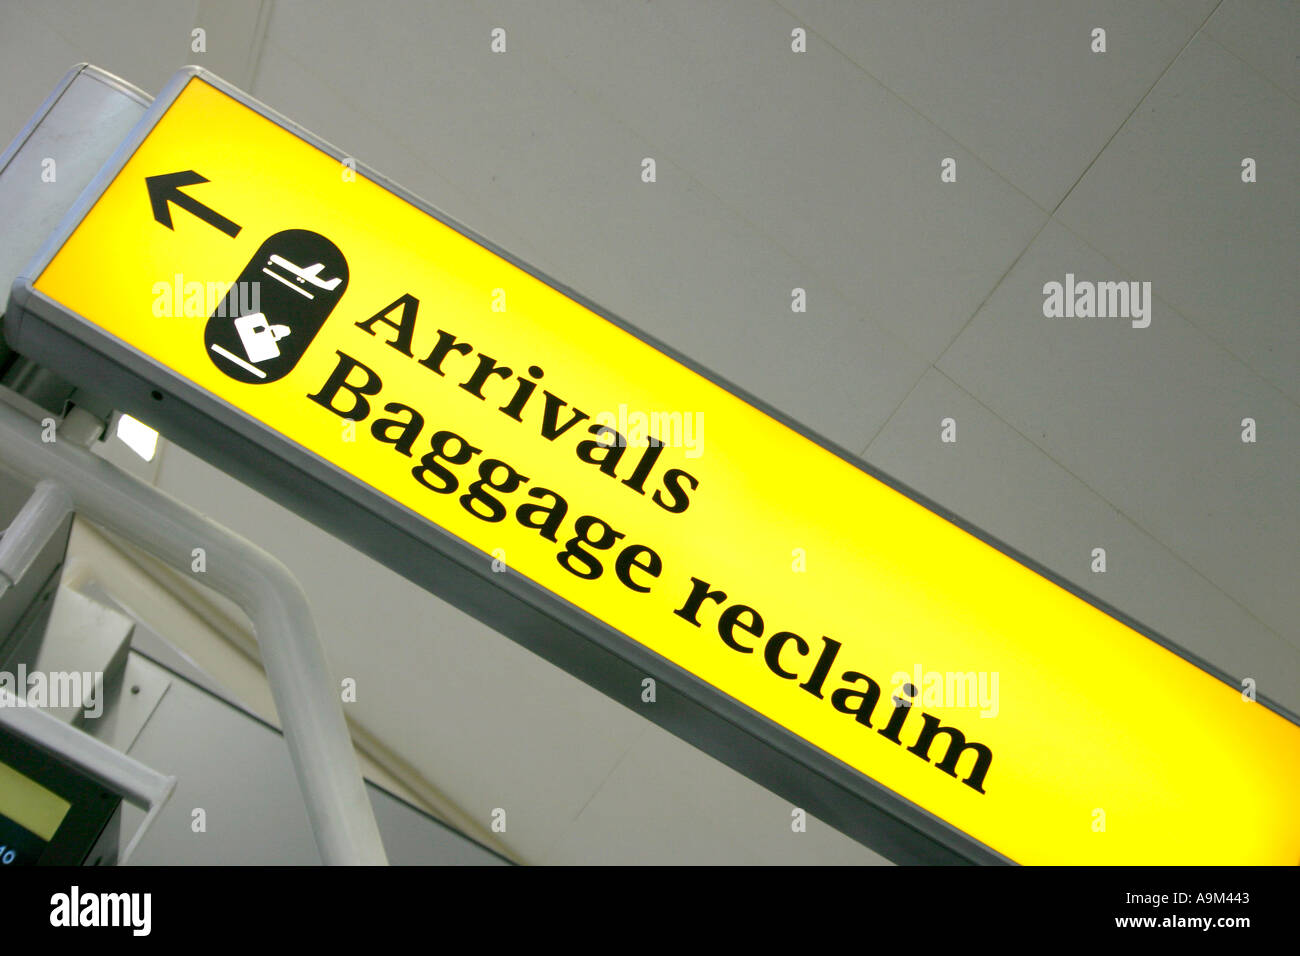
[337,292,701,513]
[1042,273,1152,328]
[49,886,151,936]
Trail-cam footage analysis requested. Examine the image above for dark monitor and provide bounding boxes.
[0,726,121,865]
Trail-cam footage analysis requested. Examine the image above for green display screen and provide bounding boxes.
[0,727,120,865]
[0,759,71,865]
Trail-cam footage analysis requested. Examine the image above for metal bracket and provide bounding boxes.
[0,395,387,864]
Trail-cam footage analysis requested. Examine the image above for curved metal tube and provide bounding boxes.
[0,398,387,864]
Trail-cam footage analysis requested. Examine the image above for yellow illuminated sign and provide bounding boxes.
[29,75,1300,864]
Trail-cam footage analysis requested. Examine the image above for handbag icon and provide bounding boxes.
[230,312,291,366]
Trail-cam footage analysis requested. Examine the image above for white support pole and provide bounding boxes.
[0,478,72,599]
[0,396,388,865]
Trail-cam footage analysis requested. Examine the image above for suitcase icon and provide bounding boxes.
[231,312,291,365]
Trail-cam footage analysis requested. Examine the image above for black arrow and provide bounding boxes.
[146,170,241,238]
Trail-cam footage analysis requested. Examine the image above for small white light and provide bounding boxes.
[116,414,158,462]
